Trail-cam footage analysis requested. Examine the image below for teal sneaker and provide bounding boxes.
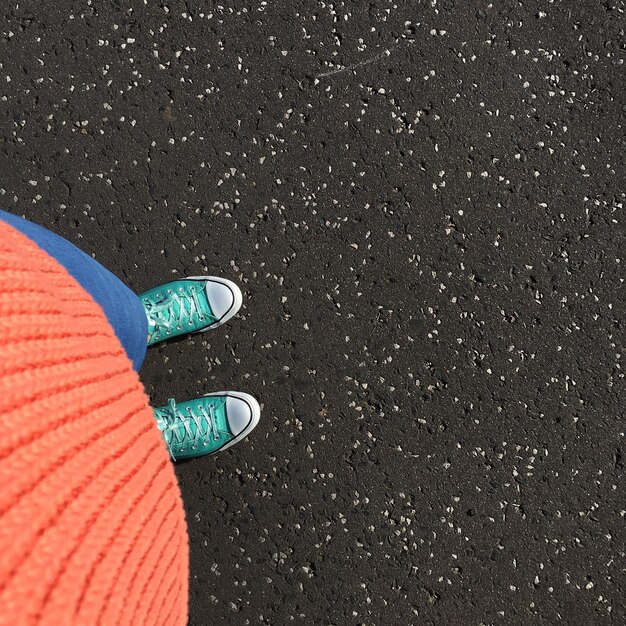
[141,276,242,346]
[153,391,261,460]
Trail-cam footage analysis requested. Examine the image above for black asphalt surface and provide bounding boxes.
[2,1,625,624]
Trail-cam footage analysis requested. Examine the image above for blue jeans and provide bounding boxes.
[0,210,148,371]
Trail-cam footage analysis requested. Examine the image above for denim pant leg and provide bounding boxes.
[0,209,148,371]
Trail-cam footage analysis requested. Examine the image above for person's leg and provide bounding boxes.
[0,209,148,371]
[1,209,261,459]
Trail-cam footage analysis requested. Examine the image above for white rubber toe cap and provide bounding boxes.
[188,276,243,328]
[204,278,241,320]
[201,392,261,453]
[226,395,256,435]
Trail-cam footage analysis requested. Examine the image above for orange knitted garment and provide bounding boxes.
[0,221,188,626]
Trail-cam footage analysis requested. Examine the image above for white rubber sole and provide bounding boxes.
[187,276,243,330]
[202,390,261,454]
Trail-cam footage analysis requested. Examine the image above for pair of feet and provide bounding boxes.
[141,277,260,461]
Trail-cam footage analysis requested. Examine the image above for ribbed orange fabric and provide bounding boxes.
[0,222,188,626]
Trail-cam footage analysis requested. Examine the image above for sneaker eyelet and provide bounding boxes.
[188,321,193,325]
[192,445,198,450]
[176,325,182,330]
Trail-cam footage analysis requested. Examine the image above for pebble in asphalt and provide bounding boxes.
[1,1,625,624]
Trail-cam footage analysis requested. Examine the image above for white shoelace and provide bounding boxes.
[157,398,220,460]
[145,286,207,337]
